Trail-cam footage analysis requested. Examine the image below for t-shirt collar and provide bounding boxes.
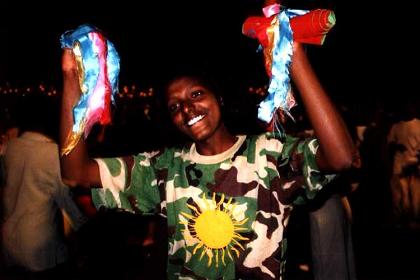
[189,135,246,164]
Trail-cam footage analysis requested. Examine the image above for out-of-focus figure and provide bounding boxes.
[1,96,86,277]
[387,101,420,228]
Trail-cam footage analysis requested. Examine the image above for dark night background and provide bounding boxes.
[1,2,420,280]
[0,0,403,105]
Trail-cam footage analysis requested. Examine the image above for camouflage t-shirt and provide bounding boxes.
[92,133,333,279]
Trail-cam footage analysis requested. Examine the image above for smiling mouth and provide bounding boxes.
[187,114,205,127]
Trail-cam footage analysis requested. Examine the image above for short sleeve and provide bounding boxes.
[92,152,163,214]
[93,157,126,208]
[279,135,335,205]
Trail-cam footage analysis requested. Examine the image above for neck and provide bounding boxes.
[195,125,237,156]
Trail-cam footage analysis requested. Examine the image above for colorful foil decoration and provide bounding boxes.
[242,4,336,124]
[60,24,120,156]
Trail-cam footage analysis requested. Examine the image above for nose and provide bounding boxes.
[181,100,194,114]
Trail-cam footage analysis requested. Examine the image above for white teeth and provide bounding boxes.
[187,115,205,126]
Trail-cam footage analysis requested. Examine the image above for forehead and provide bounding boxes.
[166,77,213,98]
[168,77,202,90]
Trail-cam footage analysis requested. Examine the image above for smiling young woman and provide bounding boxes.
[59,21,356,280]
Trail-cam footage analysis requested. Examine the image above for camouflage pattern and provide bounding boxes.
[92,133,333,279]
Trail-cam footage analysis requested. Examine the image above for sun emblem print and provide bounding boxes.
[180,193,249,267]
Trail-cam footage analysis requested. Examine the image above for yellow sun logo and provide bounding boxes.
[180,193,249,267]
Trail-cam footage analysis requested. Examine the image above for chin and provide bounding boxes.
[189,130,213,142]
[189,134,208,142]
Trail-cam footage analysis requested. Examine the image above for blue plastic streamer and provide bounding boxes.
[60,24,120,136]
[258,9,308,124]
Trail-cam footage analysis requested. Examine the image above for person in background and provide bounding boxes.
[1,95,87,279]
[387,100,420,228]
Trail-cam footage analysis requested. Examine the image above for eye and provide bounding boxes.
[191,90,203,98]
[168,103,180,113]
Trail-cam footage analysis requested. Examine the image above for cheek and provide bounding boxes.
[211,104,222,123]
[170,113,184,128]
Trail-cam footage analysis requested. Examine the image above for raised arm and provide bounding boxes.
[290,43,357,172]
[60,49,101,187]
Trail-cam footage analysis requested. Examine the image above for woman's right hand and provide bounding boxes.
[61,48,78,73]
[61,48,82,102]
